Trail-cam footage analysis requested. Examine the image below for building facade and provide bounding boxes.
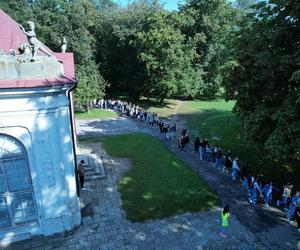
[0,10,81,244]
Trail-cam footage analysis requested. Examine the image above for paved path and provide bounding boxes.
[131,117,300,249]
[5,116,299,250]
[5,142,262,250]
[76,117,139,137]
[77,115,300,249]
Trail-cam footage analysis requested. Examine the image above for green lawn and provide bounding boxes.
[111,96,178,118]
[143,99,178,118]
[75,109,118,120]
[176,100,299,190]
[102,133,219,222]
[137,98,299,190]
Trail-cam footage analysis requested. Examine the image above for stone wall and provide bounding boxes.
[0,56,64,80]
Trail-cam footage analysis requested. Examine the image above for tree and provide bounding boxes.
[95,0,161,101]
[0,0,108,110]
[180,0,237,98]
[224,0,300,160]
[135,11,201,102]
[74,62,107,111]
[0,0,34,23]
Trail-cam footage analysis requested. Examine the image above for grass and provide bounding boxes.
[142,99,178,118]
[177,100,300,190]
[75,109,118,120]
[136,98,299,190]
[101,133,219,222]
[109,96,178,118]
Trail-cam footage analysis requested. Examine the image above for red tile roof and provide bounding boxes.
[0,75,76,89]
[0,9,77,89]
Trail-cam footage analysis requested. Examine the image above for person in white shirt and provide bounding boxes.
[277,184,293,209]
[249,177,262,205]
[231,157,240,181]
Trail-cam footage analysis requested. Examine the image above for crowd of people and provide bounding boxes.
[188,135,299,234]
[90,98,300,234]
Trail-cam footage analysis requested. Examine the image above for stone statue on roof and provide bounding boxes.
[60,37,67,53]
[19,21,52,61]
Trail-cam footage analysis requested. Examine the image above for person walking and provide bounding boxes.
[262,181,273,207]
[242,176,251,197]
[224,150,232,173]
[199,140,204,160]
[194,137,200,153]
[277,184,293,210]
[215,148,223,169]
[249,177,262,205]
[288,192,300,222]
[231,157,240,181]
[293,204,300,233]
[205,144,212,161]
[220,205,230,238]
[170,123,176,140]
[77,160,86,189]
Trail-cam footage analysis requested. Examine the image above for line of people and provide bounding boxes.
[92,99,300,234]
[191,136,300,233]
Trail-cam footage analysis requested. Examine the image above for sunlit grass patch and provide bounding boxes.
[75,108,118,120]
[138,98,178,118]
[102,133,219,222]
[177,100,299,190]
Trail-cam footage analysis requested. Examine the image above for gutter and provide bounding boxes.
[66,82,80,197]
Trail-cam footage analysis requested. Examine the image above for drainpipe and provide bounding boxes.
[66,82,80,197]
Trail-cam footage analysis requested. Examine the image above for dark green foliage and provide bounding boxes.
[180,0,237,98]
[0,0,107,111]
[95,0,236,101]
[0,0,236,102]
[2,0,298,163]
[224,0,300,160]
[95,1,156,101]
[0,0,34,22]
[135,11,202,102]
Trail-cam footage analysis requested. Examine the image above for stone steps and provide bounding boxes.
[77,154,106,182]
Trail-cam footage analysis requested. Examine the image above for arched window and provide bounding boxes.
[0,134,37,228]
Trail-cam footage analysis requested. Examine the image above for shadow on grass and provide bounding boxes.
[77,106,299,192]
[107,96,176,110]
[75,110,86,114]
[101,133,219,222]
[137,98,176,111]
[173,109,300,191]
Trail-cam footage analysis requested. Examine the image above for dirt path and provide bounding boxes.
[170,99,183,122]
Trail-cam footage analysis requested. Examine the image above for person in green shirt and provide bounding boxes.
[220,205,230,238]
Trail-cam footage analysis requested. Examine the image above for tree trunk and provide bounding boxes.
[83,103,89,113]
[159,97,164,105]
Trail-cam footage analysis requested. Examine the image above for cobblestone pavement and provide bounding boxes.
[77,115,300,249]
[5,116,299,249]
[130,117,300,249]
[76,117,139,137]
[5,143,264,250]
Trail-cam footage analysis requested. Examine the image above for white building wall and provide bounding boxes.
[0,87,81,243]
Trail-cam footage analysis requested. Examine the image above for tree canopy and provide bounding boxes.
[224,0,300,160]
[0,0,299,160]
